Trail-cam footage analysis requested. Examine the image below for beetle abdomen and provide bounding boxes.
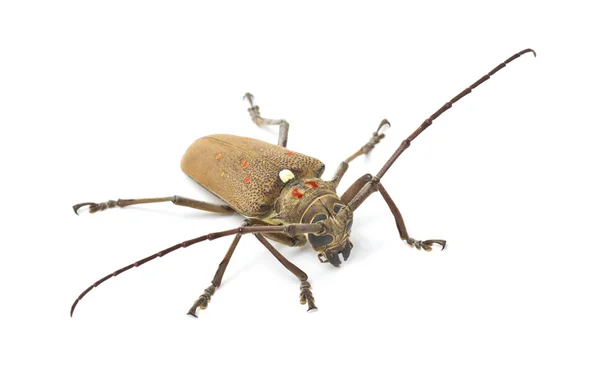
[181,134,325,218]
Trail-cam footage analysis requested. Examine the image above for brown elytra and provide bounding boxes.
[181,134,325,218]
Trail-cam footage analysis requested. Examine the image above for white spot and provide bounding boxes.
[279,169,295,183]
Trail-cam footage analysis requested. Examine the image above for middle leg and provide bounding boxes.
[330,119,390,188]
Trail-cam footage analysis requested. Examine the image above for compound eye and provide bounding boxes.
[333,204,343,214]
[311,214,327,223]
[309,214,332,246]
[308,233,334,247]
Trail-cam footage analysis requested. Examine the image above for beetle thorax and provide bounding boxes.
[273,178,337,224]
[273,178,354,266]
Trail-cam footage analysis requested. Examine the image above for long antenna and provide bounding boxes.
[375,48,536,180]
[70,223,322,316]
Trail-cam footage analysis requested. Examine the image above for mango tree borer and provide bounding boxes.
[71,49,536,317]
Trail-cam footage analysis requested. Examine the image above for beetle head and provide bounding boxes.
[305,198,354,267]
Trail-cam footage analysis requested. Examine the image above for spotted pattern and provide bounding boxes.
[291,188,304,199]
[181,134,325,217]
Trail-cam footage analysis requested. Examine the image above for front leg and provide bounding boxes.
[377,183,446,251]
[187,227,245,316]
[255,234,317,311]
[344,175,446,251]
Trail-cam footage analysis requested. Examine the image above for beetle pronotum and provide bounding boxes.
[71,48,536,316]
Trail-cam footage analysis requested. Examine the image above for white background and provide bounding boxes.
[1,1,599,386]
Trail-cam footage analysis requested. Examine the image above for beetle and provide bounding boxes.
[71,48,536,317]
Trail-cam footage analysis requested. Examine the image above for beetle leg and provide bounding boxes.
[243,92,290,148]
[344,119,390,163]
[343,176,446,251]
[187,285,216,316]
[330,120,389,188]
[72,195,234,215]
[187,224,246,317]
[254,234,317,312]
[340,173,373,204]
[330,161,349,188]
[376,182,446,251]
[190,231,314,315]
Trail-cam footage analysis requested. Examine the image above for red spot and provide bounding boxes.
[215,153,222,160]
[244,177,251,184]
[291,188,304,199]
[305,180,319,189]
[241,160,249,169]
[286,151,295,156]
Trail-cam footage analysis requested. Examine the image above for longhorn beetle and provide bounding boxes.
[71,48,536,317]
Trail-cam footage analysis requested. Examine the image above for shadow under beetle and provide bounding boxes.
[71,48,536,317]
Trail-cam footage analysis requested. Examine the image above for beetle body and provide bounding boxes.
[71,49,535,316]
[181,134,354,262]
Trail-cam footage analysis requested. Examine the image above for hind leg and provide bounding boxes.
[243,93,290,147]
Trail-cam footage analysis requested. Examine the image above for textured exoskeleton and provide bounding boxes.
[71,49,536,317]
[181,134,326,219]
